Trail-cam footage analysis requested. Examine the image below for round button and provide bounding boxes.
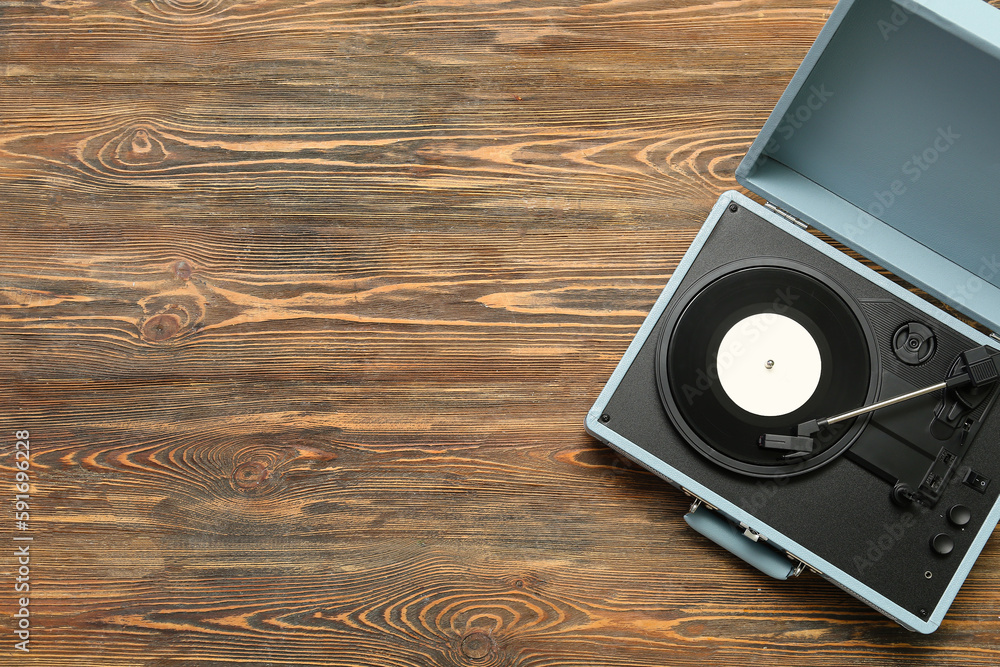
[931,533,955,556]
[948,504,972,527]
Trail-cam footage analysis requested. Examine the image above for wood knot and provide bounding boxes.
[172,260,193,281]
[143,0,225,19]
[114,126,168,166]
[232,461,270,491]
[460,631,495,661]
[137,293,204,343]
[229,451,285,497]
[132,129,152,153]
[503,573,538,590]
[141,313,181,341]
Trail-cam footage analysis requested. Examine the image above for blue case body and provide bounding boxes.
[586,0,1000,633]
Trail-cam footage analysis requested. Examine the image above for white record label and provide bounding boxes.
[716,313,822,417]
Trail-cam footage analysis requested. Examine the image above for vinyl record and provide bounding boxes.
[656,258,878,477]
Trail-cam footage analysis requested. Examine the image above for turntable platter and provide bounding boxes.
[655,259,878,477]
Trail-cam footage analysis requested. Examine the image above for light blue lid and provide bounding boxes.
[737,0,1000,334]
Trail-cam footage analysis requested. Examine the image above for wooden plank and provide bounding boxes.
[2,0,1000,664]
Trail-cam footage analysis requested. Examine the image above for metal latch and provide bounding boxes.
[739,522,765,542]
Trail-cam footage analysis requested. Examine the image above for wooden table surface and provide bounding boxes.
[3,0,1000,664]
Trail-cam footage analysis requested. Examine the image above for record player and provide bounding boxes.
[585,0,1000,633]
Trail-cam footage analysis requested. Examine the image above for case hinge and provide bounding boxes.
[764,202,809,230]
[990,333,1000,345]
[788,558,807,578]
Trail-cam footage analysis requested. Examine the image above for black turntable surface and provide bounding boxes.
[601,203,1000,622]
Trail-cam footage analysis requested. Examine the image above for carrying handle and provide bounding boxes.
[684,503,797,580]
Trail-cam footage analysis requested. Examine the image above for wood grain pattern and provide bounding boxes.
[3,0,1000,664]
